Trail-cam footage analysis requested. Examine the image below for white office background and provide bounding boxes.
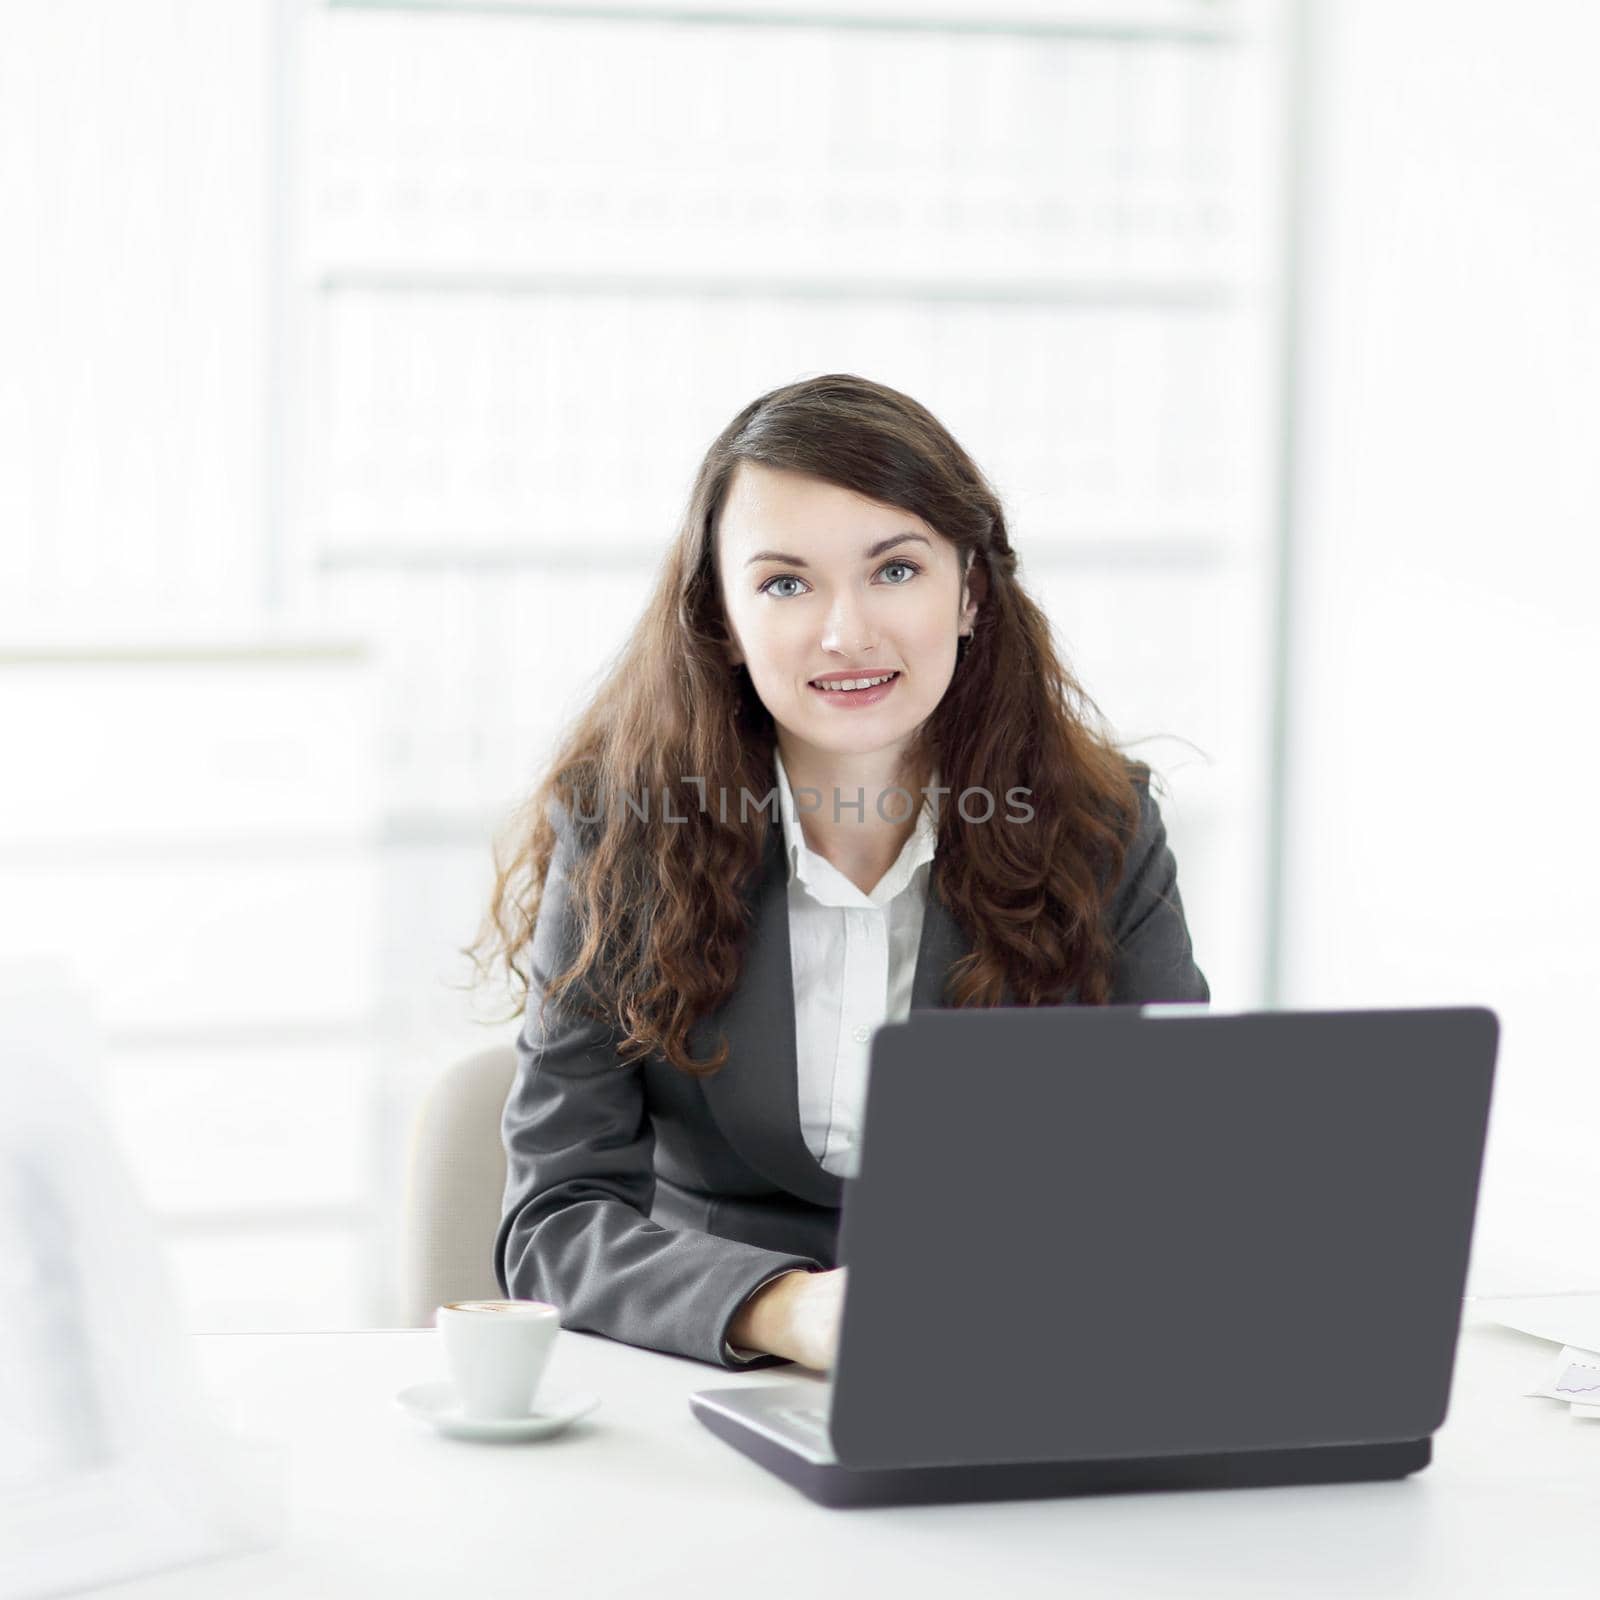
[2,0,1592,1332]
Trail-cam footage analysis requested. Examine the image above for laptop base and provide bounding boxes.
[690,1396,1431,1510]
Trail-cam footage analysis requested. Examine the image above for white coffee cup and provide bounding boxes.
[435,1299,561,1419]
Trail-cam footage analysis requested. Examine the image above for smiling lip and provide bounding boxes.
[809,670,899,686]
[807,670,900,708]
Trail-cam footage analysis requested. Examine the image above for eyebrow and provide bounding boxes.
[743,533,932,568]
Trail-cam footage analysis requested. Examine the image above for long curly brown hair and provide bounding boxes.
[466,373,1145,1075]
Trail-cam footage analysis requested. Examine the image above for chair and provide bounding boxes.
[398,1042,519,1328]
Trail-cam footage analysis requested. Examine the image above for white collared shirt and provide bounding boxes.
[724,748,940,1361]
[773,745,939,1182]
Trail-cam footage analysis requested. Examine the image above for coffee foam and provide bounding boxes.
[441,1299,554,1316]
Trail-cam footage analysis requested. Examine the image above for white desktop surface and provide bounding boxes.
[106,1307,1594,1599]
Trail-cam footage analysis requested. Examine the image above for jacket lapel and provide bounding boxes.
[908,880,972,1012]
[698,824,978,1208]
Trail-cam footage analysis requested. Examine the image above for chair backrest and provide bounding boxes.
[398,1043,519,1328]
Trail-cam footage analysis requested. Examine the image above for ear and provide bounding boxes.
[959,549,987,636]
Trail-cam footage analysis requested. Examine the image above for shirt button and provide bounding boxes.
[852,1024,871,1044]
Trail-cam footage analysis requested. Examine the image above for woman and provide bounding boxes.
[471,373,1208,1375]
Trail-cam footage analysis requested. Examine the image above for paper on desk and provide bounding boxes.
[1525,1345,1600,1419]
[1477,1292,1600,1352]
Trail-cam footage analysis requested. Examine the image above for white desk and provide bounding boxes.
[107,1309,1594,1599]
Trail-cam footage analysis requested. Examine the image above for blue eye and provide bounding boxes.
[757,560,922,598]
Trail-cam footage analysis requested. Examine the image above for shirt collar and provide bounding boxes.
[773,746,939,906]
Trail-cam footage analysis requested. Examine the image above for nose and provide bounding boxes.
[820,587,879,656]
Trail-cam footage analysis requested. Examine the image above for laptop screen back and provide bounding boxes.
[830,1007,1497,1471]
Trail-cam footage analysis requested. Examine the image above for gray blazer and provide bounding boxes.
[494,770,1209,1370]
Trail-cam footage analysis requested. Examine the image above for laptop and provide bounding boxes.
[689,1004,1498,1509]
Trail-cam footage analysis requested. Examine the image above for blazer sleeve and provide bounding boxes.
[493,802,826,1370]
[1105,767,1211,1004]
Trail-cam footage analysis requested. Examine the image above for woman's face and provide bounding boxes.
[715,462,977,768]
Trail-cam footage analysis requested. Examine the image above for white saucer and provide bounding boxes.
[396,1381,600,1442]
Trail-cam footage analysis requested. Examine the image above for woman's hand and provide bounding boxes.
[782,1265,848,1373]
